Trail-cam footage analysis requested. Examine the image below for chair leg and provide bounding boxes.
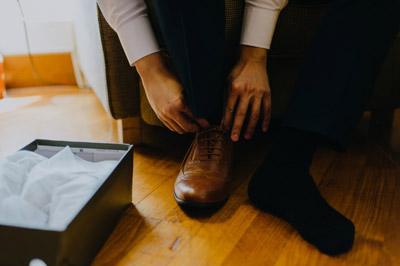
[117,116,143,145]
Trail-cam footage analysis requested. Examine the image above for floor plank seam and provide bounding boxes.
[133,174,177,205]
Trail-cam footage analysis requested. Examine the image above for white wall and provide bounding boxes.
[71,0,109,113]
[0,0,75,55]
[0,0,110,114]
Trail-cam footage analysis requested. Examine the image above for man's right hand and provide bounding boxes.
[135,52,209,134]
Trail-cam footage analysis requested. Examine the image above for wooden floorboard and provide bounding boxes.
[1,87,399,266]
[383,170,400,266]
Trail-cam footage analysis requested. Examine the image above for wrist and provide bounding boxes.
[134,52,167,79]
[239,45,267,64]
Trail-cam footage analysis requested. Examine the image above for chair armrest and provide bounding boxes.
[97,5,141,119]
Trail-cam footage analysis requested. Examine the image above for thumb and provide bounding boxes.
[194,118,210,128]
[181,107,209,128]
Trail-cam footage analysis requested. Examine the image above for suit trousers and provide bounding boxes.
[152,0,400,150]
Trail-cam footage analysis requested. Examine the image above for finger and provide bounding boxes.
[223,87,238,130]
[194,118,210,128]
[179,106,205,131]
[180,104,196,120]
[227,74,234,84]
[162,113,185,134]
[244,97,262,140]
[160,116,175,132]
[171,100,202,132]
[231,96,250,142]
[169,119,186,134]
[261,92,271,132]
[180,107,209,129]
[180,104,210,129]
[173,112,200,133]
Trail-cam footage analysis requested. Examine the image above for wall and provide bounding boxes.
[0,0,110,114]
[0,0,74,55]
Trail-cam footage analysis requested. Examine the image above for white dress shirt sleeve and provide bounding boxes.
[97,0,160,65]
[241,0,288,49]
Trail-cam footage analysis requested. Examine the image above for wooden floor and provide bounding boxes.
[1,86,399,266]
[0,86,118,158]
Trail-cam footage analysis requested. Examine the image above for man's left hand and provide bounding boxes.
[223,46,271,142]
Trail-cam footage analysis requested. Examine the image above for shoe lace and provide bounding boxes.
[198,126,225,160]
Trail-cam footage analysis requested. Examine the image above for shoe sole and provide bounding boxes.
[174,192,229,209]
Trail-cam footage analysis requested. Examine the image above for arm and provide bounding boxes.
[223,0,288,141]
[97,0,208,133]
[97,0,160,65]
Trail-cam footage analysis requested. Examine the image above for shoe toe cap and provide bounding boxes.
[174,175,229,204]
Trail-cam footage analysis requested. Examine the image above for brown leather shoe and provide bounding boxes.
[174,125,233,208]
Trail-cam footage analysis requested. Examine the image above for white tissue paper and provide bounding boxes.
[0,146,118,229]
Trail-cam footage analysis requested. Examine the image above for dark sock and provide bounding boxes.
[248,126,355,255]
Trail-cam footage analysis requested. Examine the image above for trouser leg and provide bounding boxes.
[282,0,400,150]
[152,0,225,124]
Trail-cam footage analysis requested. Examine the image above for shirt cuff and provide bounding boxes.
[240,6,280,50]
[116,16,160,66]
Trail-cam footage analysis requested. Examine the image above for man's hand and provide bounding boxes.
[135,52,209,134]
[223,46,271,141]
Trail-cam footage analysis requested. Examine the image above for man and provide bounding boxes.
[98,0,399,256]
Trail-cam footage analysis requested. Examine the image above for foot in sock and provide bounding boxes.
[248,127,355,255]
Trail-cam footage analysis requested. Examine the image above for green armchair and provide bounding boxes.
[97,0,400,145]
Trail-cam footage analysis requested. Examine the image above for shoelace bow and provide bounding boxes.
[198,126,225,160]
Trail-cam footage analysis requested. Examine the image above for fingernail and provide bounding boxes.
[232,133,239,141]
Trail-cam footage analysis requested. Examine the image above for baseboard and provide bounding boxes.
[3,53,77,88]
